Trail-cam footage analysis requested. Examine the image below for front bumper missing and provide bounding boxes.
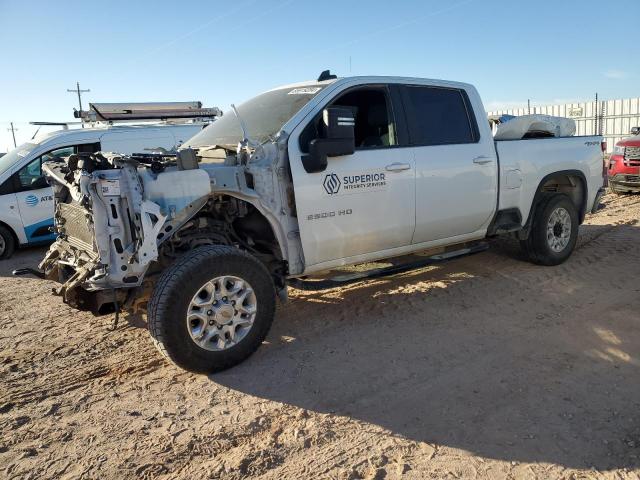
[39,239,97,301]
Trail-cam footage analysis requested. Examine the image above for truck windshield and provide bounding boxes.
[0,143,37,178]
[184,85,327,148]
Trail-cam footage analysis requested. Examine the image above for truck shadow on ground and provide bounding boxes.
[213,223,640,471]
[0,246,47,279]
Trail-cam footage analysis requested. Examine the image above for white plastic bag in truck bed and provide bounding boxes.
[494,114,576,140]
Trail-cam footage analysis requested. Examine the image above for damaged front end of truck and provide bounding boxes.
[39,139,297,316]
[36,81,331,322]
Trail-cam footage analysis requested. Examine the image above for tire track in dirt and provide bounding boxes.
[1,193,640,479]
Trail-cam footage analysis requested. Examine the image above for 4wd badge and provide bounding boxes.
[323,173,341,195]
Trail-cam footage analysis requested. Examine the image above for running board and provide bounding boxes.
[289,242,489,291]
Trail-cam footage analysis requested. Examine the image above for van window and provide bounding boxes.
[17,157,44,189]
[13,144,99,193]
[16,146,74,190]
[0,143,36,178]
[401,86,478,146]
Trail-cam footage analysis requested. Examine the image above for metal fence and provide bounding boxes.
[488,97,640,153]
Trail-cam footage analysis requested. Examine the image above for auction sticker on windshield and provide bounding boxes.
[288,87,322,95]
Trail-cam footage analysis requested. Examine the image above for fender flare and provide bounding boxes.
[521,169,588,237]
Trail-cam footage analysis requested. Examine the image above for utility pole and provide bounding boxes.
[7,122,17,148]
[67,82,90,128]
[594,93,598,136]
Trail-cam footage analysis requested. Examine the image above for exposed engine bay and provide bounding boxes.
[39,144,298,315]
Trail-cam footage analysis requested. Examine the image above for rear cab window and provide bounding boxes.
[400,85,479,146]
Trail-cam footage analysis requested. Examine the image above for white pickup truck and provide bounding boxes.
[36,74,606,373]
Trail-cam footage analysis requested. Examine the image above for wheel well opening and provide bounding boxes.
[158,195,285,281]
[539,174,586,221]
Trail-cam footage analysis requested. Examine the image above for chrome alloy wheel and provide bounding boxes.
[546,206,572,253]
[186,276,257,351]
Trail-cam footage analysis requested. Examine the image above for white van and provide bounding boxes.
[0,123,206,259]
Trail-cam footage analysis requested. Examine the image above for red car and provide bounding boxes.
[609,127,640,194]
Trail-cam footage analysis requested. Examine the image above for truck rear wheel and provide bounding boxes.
[148,245,276,373]
[0,225,16,260]
[520,193,578,266]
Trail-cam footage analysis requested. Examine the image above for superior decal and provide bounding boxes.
[323,170,387,195]
[342,172,386,191]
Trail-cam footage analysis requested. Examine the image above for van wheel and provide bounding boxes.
[148,245,276,373]
[0,225,16,260]
[520,193,579,266]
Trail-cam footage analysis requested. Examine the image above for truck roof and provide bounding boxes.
[268,75,475,92]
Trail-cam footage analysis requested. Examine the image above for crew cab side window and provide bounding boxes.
[401,86,478,146]
[299,86,397,153]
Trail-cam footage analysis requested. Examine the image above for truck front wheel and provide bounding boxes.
[148,245,276,373]
[520,193,579,266]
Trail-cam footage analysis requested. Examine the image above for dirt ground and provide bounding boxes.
[1,192,640,480]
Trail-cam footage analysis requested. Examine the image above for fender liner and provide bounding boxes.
[520,169,588,239]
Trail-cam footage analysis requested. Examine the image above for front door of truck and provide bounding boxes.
[400,85,497,243]
[289,85,416,269]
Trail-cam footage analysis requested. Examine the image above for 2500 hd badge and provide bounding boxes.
[307,209,353,221]
[323,170,387,195]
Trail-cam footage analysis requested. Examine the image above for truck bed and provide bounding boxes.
[495,135,604,224]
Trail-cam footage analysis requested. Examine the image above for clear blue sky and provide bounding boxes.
[1,0,638,151]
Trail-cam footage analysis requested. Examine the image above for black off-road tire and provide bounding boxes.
[520,193,579,266]
[148,245,276,373]
[0,225,16,260]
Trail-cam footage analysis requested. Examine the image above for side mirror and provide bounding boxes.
[631,127,640,136]
[301,107,355,173]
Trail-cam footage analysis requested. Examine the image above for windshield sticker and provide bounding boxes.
[288,87,322,95]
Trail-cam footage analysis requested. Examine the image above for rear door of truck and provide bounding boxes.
[401,84,498,244]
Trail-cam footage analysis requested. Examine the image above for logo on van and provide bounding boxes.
[323,173,341,195]
[25,194,39,207]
